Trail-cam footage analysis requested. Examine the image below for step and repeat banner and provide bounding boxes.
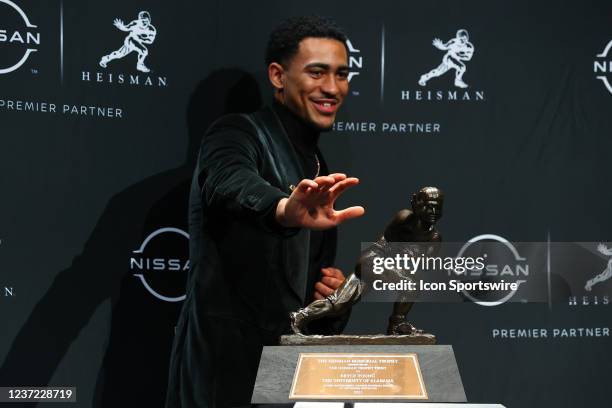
[1,0,611,407]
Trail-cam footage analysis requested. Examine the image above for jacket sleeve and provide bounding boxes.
[197,122,297,235]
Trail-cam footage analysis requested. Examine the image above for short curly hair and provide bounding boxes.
[265,16,348,66]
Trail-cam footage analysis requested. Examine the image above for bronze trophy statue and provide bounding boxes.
[283,186,443,345]
[255,187,471,404]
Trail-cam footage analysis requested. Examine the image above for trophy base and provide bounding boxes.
[252,344,466,404]
[279,333,436,346]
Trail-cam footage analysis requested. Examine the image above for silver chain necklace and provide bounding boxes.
[289,154,320,192]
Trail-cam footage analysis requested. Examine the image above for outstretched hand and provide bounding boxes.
[113,18,126,30]
[432,38,444,49]
[275,173,365,230]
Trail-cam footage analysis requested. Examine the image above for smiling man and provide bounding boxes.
[165,16,364,408]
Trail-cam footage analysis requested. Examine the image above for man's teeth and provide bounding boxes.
[323,103,331,107]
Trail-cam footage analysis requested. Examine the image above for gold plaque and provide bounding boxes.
[289,353,428,400]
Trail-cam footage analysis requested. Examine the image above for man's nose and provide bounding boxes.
[321,74,339,96]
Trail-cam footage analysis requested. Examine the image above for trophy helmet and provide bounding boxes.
[414,186,444,203]
[412,187,444,223]
[138,11,151,22]
[456,29,469,41]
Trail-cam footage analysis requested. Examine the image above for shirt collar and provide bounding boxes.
[271,99,320,154]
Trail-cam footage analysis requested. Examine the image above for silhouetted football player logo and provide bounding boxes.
[585,243,612,291]
[419,29,474,89]
[99,11,157,73]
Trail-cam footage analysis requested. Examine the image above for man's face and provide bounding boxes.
[278,37,349,130]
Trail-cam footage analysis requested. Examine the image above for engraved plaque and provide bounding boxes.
[289,353,428,400]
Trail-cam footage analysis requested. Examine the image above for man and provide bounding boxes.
[99,11,156,73]
[165,16,364,408]
[418,29,474,89]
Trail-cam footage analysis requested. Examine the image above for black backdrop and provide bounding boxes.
[1,0,611,406]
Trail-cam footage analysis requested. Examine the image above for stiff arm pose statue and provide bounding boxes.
[99,11,157,73]
[418,29,474,89]
[290,187,444,335]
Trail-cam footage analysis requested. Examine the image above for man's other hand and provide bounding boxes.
[275,173,365,230]
[314,267,345,300]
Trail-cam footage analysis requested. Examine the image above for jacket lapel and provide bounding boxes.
[251,107,310,305]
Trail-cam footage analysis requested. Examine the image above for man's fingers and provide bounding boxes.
[314,282,335,297]
[320,174,346,193]
[328,173,347,182]
[314,292,325,300]
[321,267,344,279]
[296,179,318,192]
[313,176,335,185]
[329,177,360,197]
[334,206,366,223]
[313,176,336,192]
[321,276,343,289]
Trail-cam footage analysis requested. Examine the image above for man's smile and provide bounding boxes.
[311,98,339,115]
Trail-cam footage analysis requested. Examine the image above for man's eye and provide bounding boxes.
[310,71,323,78]
[337,71,349,79]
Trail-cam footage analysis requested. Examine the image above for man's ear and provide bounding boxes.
[268,62,285,91]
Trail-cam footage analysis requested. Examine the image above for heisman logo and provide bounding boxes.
[0,0,40,74]
[130,227,189,302]
[418,29,474,89]
[585,243,612,291]
[99,11,156,73]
